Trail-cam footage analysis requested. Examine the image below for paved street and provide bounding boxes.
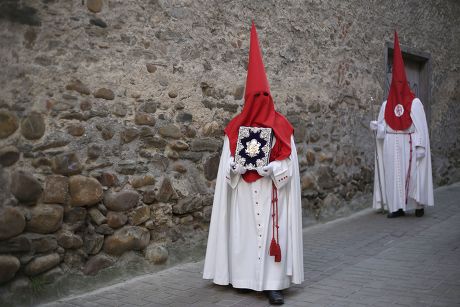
[42,182,460,307]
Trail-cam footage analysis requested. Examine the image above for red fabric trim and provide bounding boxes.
[224,93,293,182]
[271,182,281,262]
[224,22,293,183]
[384,31,415,131]
[245,22,270,101]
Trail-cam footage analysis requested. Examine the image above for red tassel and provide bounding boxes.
[274,243,281,262]
[270,182,282,262]
[269,238,277,256]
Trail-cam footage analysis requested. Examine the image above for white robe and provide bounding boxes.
[373,98,434,212]
[203,135,304,291]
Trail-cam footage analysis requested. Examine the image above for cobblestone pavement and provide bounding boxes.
[41,183,460,307]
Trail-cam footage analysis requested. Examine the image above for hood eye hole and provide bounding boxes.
[263,92,269,96]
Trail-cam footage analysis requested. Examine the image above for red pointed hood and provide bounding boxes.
[384,31,415,131]
[244,22,270,100]
[224,22,293,183]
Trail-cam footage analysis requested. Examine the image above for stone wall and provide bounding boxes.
[0,0,459,304]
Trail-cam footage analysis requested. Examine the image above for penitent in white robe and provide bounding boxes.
[203,135,304,291]
[373,98,434,213]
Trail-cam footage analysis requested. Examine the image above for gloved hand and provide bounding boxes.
[256,163,275,177]
[370,120,378,131]
[416,147,425,160]
[370,121,386,139]
[229,158,247,175]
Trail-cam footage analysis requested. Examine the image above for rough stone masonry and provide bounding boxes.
[0,0,459,304]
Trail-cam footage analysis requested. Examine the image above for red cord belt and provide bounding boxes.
[269,182,281,262]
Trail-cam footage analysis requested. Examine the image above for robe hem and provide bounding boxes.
[203,277,293,291]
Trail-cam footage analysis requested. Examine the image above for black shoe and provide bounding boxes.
[265,290,284,305]
[415,208,424,217]
[387,209,405,218]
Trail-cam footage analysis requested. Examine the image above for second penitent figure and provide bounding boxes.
[370,31,434,218]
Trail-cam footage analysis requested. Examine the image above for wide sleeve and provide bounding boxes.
[376,101,386,139]
[410,98,434,207]
[225,144,241,189]
[270,159,292,190]
[411,98,427,149]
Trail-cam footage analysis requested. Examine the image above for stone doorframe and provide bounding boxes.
[384,42,432,128]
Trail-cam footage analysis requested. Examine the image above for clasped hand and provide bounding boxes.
[369,120,379,131]
[230,159,278,177]
[256,163,275,177]
[229,158,247,175]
